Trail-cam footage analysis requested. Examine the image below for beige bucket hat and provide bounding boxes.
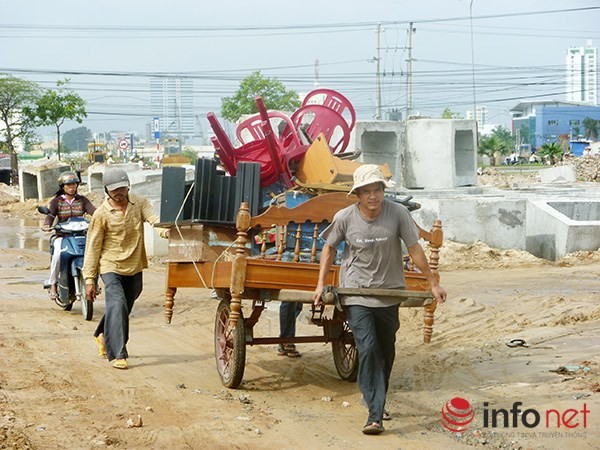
[349,164,395,195]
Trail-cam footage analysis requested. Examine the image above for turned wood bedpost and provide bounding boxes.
[293,224,301,262]
[165,286,177,324]
[229,202,250,327]
[260,229,267,258]
[276,225,285,261]
[423,219,443,344]
[310,223,319,263]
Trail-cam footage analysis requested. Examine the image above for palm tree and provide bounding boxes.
[478,135,507,165]
[538,142,563,165]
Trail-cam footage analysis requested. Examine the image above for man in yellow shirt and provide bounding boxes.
[83,168,164,370]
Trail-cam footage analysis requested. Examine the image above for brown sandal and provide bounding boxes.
[277,344,301,358]
[362,422,385,435]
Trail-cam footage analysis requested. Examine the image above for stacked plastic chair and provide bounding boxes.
[207,88,356,189]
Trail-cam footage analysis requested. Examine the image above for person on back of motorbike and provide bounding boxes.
[43,171,96,301]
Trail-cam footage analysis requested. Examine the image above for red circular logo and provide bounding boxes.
[441,397,475,433]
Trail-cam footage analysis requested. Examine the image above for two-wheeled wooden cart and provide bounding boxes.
[162,192,442,389]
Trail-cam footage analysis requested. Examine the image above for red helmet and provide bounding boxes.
[58,171,80,187]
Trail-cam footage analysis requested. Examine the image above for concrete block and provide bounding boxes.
[539,165,577,184]
[87,163,142,192]
[526,200,600,260]
[349,121,404,185]
[19,159,71,201]
[404,119,477,189]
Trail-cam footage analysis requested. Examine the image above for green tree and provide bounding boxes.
[478,135,506,158]
[582,117,598,141]
[62,126,93,153]
[489,125,515,152]
[23,79,87,161]
[221,71,301,122]
[0,74,40,184]
[181,146,198,164]
[538,142,563,165]
[440,107,463,119]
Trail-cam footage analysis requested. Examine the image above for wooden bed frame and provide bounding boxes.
[162,191,443,388]
[163,192,443,343]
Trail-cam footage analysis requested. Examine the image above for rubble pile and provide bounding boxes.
[0,183,19,206]
[559,155,600,182]
[476,167,538,188]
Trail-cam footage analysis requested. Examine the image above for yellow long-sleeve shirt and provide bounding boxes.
[82,193,159,283]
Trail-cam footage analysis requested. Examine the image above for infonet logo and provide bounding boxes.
[441,397,590,433]
[441,397,475,432]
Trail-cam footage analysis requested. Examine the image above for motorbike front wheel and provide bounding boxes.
[78,271,93,321]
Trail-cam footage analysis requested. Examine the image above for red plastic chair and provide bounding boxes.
[207,112,237,176]
[291,104,351,154]
[254,96,309,163]
[237,98,303,149]
[302,88,356,131]
[208,111,291,187]
[235,139,280,187]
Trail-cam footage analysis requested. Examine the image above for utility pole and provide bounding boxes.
[174,98,183,152]
[406,22,415,118]
[469,0,477,129]
[314,58,320,88]
[375,23,382,120]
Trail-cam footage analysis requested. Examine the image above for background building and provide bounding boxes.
[510,100,600,152]
[150,77,196,141]
[466,106,489,129]
[565,40,598,105]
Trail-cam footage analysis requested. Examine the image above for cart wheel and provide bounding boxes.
[214,299,246,388]
[331,308,358,382]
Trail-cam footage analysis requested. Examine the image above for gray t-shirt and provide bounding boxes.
[321,199,419,307]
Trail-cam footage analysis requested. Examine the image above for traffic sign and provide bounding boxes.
[118,139,129,150]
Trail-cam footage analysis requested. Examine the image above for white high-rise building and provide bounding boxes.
[150,77,196,139]
[566,40,597,105]
[466,106,488,129]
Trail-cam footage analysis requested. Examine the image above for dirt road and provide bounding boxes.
[1,242,599,449]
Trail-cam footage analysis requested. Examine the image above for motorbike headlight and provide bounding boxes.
[61,221,89,232]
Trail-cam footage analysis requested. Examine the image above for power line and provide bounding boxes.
[0,6,596,32]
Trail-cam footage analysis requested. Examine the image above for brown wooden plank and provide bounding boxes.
[249,192,356,227]
[166,260,430,293]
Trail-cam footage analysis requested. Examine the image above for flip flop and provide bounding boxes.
[506,338,530,348]
[112,359,128,370]
[362,422,384,435]
[95,335,107,359]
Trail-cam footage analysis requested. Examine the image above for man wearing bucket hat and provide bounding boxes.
[83,168,168,370]
[313,164,446,435]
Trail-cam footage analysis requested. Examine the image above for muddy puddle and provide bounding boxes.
[0,218,49,251]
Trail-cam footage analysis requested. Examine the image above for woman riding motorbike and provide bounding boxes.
[42,171,96,301]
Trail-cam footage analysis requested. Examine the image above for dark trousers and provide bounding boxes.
[94,272,143,361]
[345,304,400,424]
[279,302,302,339]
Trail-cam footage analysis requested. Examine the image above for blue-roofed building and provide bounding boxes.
[510,100,600,152]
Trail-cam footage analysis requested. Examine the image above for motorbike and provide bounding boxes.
[38,206,95,320]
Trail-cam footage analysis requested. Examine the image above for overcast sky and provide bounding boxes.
[2,0,599,138]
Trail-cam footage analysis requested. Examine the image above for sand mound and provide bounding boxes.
[435,240,599,270]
